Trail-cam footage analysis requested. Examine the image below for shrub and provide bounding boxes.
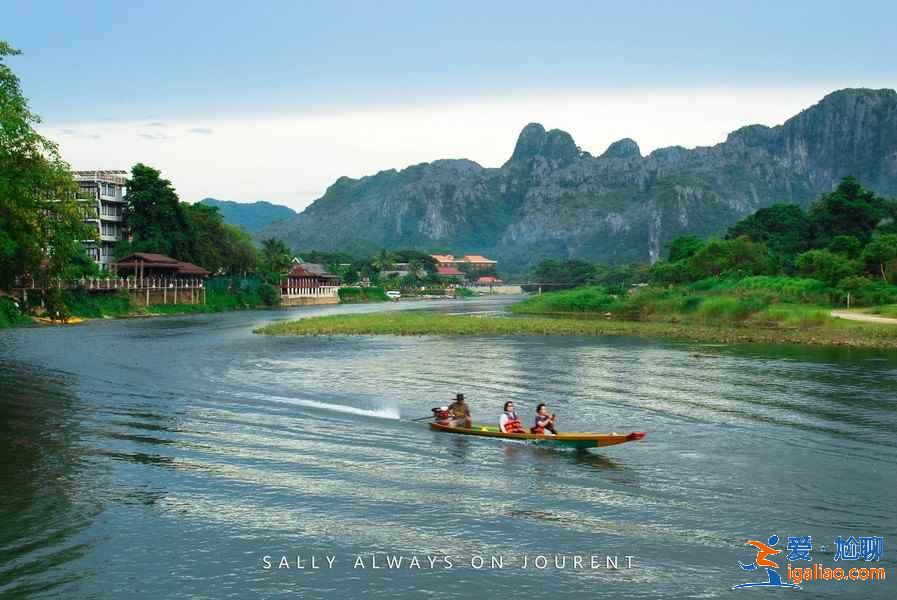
[0,296,30,328]
[338,286,390,303]
[796,250,860,285]
[512,286,619,314]
[836,276,897,306]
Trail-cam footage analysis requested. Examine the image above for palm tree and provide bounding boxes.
[371,249,397,273]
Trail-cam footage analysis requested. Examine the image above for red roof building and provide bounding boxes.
[113,253,210,278]
[436,266,464,277]
[475,275,503,285]
[430,254,497,270]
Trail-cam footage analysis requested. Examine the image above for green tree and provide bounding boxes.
[124,163,193,260]
[260,238,293,281]
[860,234,897,282]
[0,41,94,288]
[371,249,397,272]
[531,259,595,289]
[687,236,772,279]
[828,235,862,258]
[808,177,888,247]
[795,249,860,285]
[666,235,705,262]
[726,203,810,258]
[181,202,260,274]
[219,224,259,275]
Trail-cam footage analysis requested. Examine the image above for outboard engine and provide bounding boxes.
[431,406,451,422]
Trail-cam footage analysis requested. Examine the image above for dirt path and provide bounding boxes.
[830,310,897,324]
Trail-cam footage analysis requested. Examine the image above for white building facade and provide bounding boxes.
[74,170,128,270]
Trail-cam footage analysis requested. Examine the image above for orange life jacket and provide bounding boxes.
[502,412,526,433]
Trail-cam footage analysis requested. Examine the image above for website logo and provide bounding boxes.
[733,534,885,590]
[733,535,800,589]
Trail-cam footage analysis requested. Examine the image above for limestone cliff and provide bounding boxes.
[261,88,897,272]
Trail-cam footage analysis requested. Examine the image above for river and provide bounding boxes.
[1,297,895,599]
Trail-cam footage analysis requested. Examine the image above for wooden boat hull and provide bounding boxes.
[429,422,646,449]
[34,316,87,325]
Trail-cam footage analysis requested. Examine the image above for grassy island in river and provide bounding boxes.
[254,307,897,348]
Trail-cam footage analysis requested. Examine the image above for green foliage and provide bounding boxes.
[808,177,890,246]
[371,249,397,272]
[121,166,262,275]
[725,203,810,257]
[667,235,705,262]
[796,250,860,285]
[860,233,897,282]
[124,164,193,259]
[60,289,133,318]
[837,276,897,306]
[0,295,29,328]
[511,286,620,314]
[338,286,389,303]
[454,287,474,298]
[727,276,832,304]
[255,310,897,349]
[649,259,691,285]
[182,203,259,275]
[260,238,293,282]
[651,178,897,290]
[0,42,95,288]
[590,263,648,293]
[828,235,862,257]
[531,259,596,289]
[686,236,772,279]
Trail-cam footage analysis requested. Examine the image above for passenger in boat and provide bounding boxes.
[499,401,527,433]
[446,393,472,428]
[531,403,558,435]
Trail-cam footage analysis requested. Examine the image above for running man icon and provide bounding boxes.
[733,535,801,590]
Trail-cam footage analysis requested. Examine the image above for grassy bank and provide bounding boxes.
[338,286,390,303]
[254,310,897,348]
[0,297,31,328]
[0,287,280,328]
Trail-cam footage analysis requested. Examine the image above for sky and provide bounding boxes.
[3,0,896,211]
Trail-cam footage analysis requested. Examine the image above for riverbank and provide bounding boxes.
[0,288,281,329]
[254,310,897,348]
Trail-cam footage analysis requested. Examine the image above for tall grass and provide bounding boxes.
[510,286,619,314]
[254,310,897,348]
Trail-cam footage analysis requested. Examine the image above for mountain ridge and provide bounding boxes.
[199,198,297,234]
[260,88,897,272]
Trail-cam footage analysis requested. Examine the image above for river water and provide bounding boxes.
[1,297,895,599]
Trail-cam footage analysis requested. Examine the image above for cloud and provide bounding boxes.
[188,127,214,135]
[145,122,167,128]
[49,82,891,211]
[59,128,101,140]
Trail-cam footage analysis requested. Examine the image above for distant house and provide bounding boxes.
[112,253,210,280]
[379,262,413,279]
[432,255,457,268]
[475,275,503,285]
[430,254,498,271]
[436,265,465,281]
[281,262,341,306]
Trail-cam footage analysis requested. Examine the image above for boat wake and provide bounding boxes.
[258,393,401,420]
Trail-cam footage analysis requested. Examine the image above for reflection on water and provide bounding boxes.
[0,299,895,599]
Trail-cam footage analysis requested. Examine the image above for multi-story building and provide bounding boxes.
[431,254,498,271]
[74,170,128,269]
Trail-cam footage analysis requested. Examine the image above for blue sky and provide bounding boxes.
[3,1,896,208]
